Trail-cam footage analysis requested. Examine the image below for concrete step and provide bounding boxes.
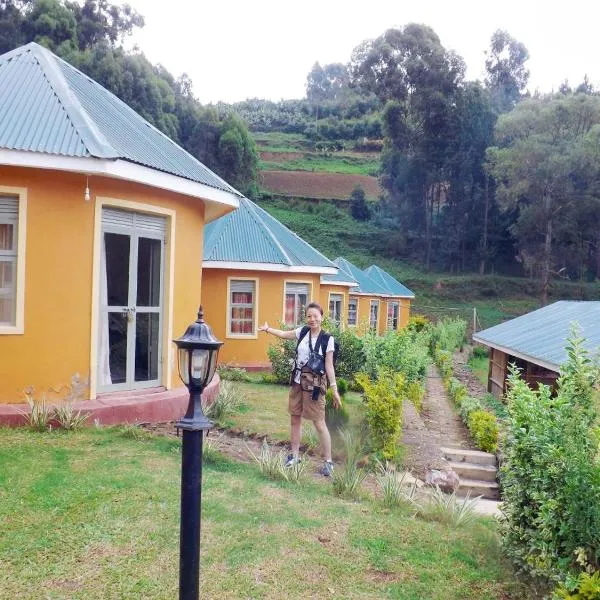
[448,461,498,483]
[441,446,497,467]
[457,478,500,501]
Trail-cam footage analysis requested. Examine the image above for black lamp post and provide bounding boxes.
[173,306,223,600]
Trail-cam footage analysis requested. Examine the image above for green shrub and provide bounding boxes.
[355,370,404,461]
[407,313,429,332]
[267,336,296,384]
[459,396,483,422]
[52,402,89,431]
[499,331,600,586]
[553,571,600,599]
[434,348,453,381]
[336,378,349,396]
[363,328,431,384]
[481,392,509,421]
[217,364,252,382]
[467,410,499,452]
[430,318,467,353]
[446,377,468,406]
[331,430,368,499]
[406,381,425,413]
[260,373,279,384]
[472,345,489,359]
[203,381,244,425]
[21,391,51,432]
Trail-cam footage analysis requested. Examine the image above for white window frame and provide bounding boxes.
[328,292,343,324]
[0,187,27,335]
[283,280,312,327]
[347,296,358,327]
[387,301,400,330]
[369,299,379,331]
[227,277,258,338]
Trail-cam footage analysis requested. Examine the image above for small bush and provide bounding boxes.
[52,402,89,431]
[446,377,468,406]
[325,388,350,430]
[331,430,367,499]
[430,318,467,353]
[355,370,404,461]
[267,334,296,384]
[553,570,600,599]
[301,426,319,452]
[407,314,429,332]
[472,345,489,359]
[22,391,51,432]
[203,381,243,425]
[459,396,483,422]
[260,373,279,384]
[406,381,425,413]
[375,460,419,508]
[203,433,224,464]
[247,439,307,483]
[418,488,481,528]
[467,410,499,452]
[217,365,252,382]
[336,378,349,396]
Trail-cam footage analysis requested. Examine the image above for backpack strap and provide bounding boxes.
[319,333,331,356]
[295,325,310,351]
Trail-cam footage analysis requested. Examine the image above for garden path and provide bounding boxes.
[401,363,473,479]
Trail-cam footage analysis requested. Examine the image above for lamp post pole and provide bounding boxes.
[177,389,213,600]
[174,307,223,600]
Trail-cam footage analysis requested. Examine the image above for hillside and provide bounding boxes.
[258,198,600,330]
[254,132,382,200]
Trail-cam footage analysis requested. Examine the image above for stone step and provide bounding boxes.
[448,461,498,483]
[441,446,497,467]
[457,478,500,501]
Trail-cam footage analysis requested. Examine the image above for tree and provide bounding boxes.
[486,94,600,302]
[353,24,465,269]
[349,185,370,220]
[485,30,529,112]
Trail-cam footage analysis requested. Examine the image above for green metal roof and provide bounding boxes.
[364,265,414,298]
[204,198,337,271]
[333,258,390,295]
[0,43,239,195]
[473,301,600,372]
[321,270,358,286]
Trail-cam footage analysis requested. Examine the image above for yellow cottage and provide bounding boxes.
[319,269,358,329]
[0,43,240,408]
[201,197,337,368]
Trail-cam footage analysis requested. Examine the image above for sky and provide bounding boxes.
[129,0,600,104]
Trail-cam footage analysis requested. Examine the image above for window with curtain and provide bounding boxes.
[387,301,399,330]
[369,300,379,330]
[329,293,343,323]
[0,196,18,326]
[347,296,358,326]
[284,283,309,326]
[229,280,256,335]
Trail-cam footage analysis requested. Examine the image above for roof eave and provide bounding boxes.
[202,260,337,274]
[472,335,560,372]
[0,150,240,222]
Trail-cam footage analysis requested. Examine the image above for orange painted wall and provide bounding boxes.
[0,166,207,403]
[201,269,322,367]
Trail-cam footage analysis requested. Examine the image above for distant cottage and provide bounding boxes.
[473,301,600,397]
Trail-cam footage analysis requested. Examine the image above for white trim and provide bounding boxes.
[350,290,392,298]
[203,260,336,274]
[90,197,176,399]
[321,280,357,287]
[226,276,259,339]
[0,186,27,335]
[0,150,239,223]
[327,291,344,325]
[472,337,560,373]
[282,279,313,326]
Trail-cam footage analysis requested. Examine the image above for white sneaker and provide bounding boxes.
[285,453,300,467]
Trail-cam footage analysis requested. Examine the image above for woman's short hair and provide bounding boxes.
[306,302,324,316]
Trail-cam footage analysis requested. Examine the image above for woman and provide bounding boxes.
[260,302,341,476]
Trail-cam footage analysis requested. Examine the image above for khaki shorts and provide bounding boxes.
[288,372,327,421]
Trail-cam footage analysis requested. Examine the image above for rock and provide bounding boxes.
[425,469,460,492]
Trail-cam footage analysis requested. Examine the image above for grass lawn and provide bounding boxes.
[223,381,366,454]
[467,356,489,387]
[260,153,380,176]
[0,427,520,599]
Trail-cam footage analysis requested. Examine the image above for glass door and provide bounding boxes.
[100,219,164,392]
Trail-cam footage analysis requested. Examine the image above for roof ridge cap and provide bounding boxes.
[243,199,293,266]
[30,44,117,159]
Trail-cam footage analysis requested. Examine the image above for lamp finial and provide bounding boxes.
[196,305,204,323]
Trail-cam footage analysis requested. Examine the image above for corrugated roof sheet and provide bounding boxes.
[334,258,390,295]
[364,265,414,298]
[0,43,239,195]
[321,270,358,285]
[473,301,600,371]
[204,197,336,269]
